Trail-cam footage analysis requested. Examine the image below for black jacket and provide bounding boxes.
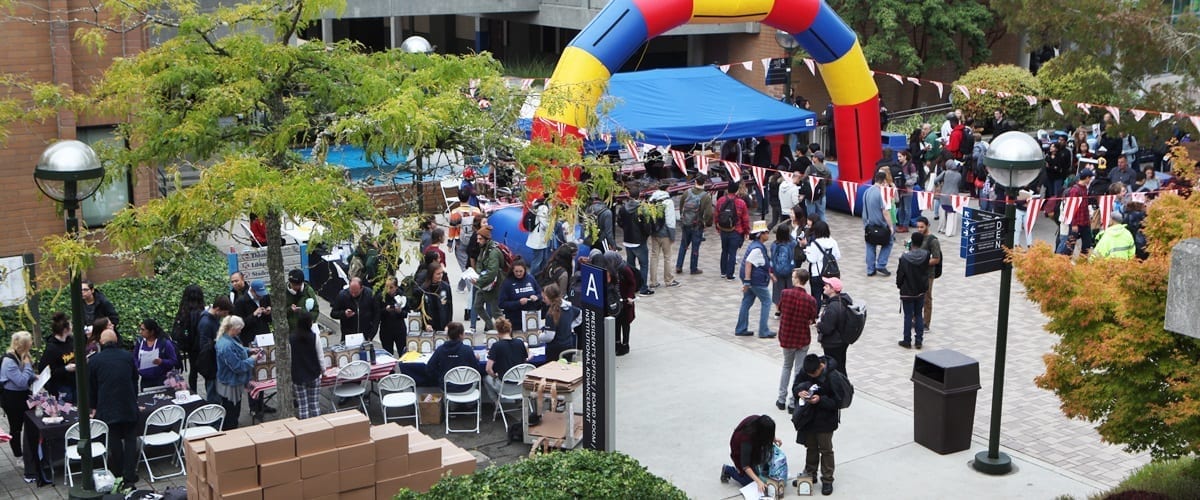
[791,356,849,436]
[617,200,648,245]
[234,293,272,345]
[331,287,378,338]
[376,287,409,338]
[83,289,120,330]
[37,335,76,397]
[896,248,931,298]
[88,343,138,425]
[289,328,322,383]
[817,293,853,347]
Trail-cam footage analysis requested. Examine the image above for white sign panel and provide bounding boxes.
[0,256,28,307]
[234,245,302,282]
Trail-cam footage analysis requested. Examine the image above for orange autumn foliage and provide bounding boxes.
[1012,143,1200,459]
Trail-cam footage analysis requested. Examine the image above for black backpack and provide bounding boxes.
[717,197,738,231]
[522,201,541,232]
[811,240,840,278]
[195,336,217,380]
[839,296,868,345]
[959,127,975,158]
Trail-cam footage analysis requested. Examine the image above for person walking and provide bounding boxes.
[717,183,751,280]
[735,221,776,338]
[815,278,851,376]
[803,220,841,309]
[776,268,817,412]
[675,175,714,275]
[88,329,140,487]
[915,217,942,332]
[471,226,504,331]
[289,310,322,419]
[791,354,851,496]
[895,233,931,349]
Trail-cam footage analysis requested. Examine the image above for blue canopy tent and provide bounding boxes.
[519,65,816,152]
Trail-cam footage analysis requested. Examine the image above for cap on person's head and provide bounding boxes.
[822,277,843,293]
[463,167,475,179]
[812,151,825,161]
[288,269,305,284]
[802,353,823,374]
[250,280,267,296]
[478,225,492,239]
[1078,169,1095,180]
[1097,146,1108,154]
[750,220,769,235]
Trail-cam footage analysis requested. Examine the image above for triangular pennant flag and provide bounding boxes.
[840,180,858,213]
[976,87,988,95]
[889,73,904,84]
[1161,112,1173,122]
[1105,106,1121,124]
[1025,198,1046,239]
[544,78,551,87]
[719,64,730,73]
[1130,109,1147,122]
[697,155,710,175]
[1077,102,1092,114]
[996,91,1009,98]
[1130,191,1147,204]
[1051,99,1064,116]
[555,121,566,137]
[957,85,971,99]
[1097,194,1114,228]
[951,194,969,212]
[869,70,876,76]
[761,57,773,75]
[741,61,753,71]
[880,185,896,207]
[808,175,820,201]
[1025,95,1038,106]
[778,171,793,184]
[907,77,922,86]
[723,160,742,182]
[751,166,767,191]
[933,81,944,98]
[916,191,936,211]
[803,58,816,76]
[625,140,642,163]
[1190,116,1200,134]
[671,150,688,176]
[1060,197,1083,226]
[521,78,534,90]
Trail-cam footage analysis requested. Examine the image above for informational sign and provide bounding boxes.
[764,57,790,86]
[0,255,28,307]
[227,244,307,283]
[578,263,615,451]
[960,207,1006,277]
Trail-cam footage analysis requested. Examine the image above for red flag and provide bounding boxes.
[671,150,688,176]
[916,191,936,211]
[880,185,897,207]
[1025,198,1046,238]
[1060,197,1083,225]
[840,180,858,213]
[625,140,641,162]
[1097,194,1115,228]
[751,166,767,191]
[723,160,741,182]
[697,155,710,175]
[951,194,969,212]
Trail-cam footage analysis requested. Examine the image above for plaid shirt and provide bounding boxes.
[778,287,818,349]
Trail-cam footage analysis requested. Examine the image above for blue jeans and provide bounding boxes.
[735,285,772,336]
[865,233,894,274]
[625,244,650,293]
[813,195,826,222]
[896,193,911,227]
[901,296,925,345]
[675,225,704,272]
[530,247,549,276]
[719,231,744,278]
[722,464,754,487]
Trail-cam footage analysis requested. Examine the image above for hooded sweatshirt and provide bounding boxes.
[896,248,931,297]
[37,335,76,396]
[618,199,648,246]
[498,272,544,326]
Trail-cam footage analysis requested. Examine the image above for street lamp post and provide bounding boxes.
[400,35,435,214]
[34,140,106,498]
[972,131,1045,475]
[774,29,799,105]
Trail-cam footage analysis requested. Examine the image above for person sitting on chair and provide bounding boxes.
[483,318,528,403]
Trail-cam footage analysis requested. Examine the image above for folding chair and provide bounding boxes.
[64,420,108,487]
[443,366,481,434]
[139,404,186,481]
[179,404,225,441]
[378,374,419,426]
[493,363,535,429]
[330,360,370,413]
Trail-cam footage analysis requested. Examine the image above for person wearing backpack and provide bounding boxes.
[895,232,931,349]
[816,278,852,376]
[735,221,776,338]
[802,220,841,310]
[617,186,654,296]
[770,225,798,316]
[470,225,503,332]
[675,175,714,275]
[717,183,750,280]
[197,296,234,403]
[647,185,679,288]
[804,151,832,222]
[791,353,851,496]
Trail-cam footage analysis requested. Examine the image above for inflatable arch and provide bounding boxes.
[531,0,881,186]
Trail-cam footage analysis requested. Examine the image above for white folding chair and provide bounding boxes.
[493,363,535,429]
[65,420,108,487]
[377,374,419,426]
[139,404,186,481]
[330,360,370,413]
[558,349,582,364]
[179,404,225,441]
[443,366,481,434]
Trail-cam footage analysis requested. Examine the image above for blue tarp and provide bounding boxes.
[521,65,816,152]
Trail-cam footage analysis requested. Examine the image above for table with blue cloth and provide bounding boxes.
[400,345,547,387]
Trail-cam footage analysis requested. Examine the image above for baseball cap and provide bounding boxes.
[1078,169,1095,179]
[812,151,825,161]
[250,279,267,296]
[822,277,843,293]
[288,269,305,283]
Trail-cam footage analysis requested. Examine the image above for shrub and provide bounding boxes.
[1101,457,1200,500]
[392,450,687,499]
[1035,56,1119,130]
[0,244,229,350]
[951,64,1040,130]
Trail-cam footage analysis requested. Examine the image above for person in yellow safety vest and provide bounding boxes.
[1092,212,1135,260]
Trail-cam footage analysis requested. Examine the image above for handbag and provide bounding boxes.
[864,223,891,246]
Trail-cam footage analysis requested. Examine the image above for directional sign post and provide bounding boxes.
[578,263,615,451]
[960,207,1007,277]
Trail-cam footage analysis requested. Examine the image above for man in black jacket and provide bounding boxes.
[617,187,653,296]
[81,280,120,331]
[331,277,378,343]
[816,278,851,376]
[896,232,931,349]
[89,330,139,486]
[791,354,850,496]
[234,279,272,346]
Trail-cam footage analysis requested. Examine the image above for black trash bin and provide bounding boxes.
[911,349,981,454]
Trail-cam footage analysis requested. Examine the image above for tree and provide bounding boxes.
[1011,144,1200,459]
[951,64,1041,128]
[829,0,1003,108]
[1033,56,1119,129]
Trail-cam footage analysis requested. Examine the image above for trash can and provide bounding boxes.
[911,349,981,454]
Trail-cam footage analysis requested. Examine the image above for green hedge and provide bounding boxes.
[1101,457,1200,500]
[392,450,687,499]
[0,244,229,350]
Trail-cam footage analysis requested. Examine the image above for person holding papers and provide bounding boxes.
[134,318,179,389]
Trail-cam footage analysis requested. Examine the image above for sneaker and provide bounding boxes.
[638,289,655,296]
[23,475,36,484]
[898,340,912,349]
[787,406,795,414]
[720,467,731,483]
[724,275,735,280]
[649,282,662,289]
[776,401,786,411]
[690,269,704,275]
[665,280,680,287]
[822,482,833,495]
[876,268,891,277]
[758,332,776,339]
[734,331,754,337]
[915,342,923,349]
[866,271,876,277]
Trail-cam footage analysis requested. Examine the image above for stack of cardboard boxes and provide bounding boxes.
[184,412,478,499]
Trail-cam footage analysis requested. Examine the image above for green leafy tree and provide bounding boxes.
[951,64,1041,129]
[1012,145,1200,458]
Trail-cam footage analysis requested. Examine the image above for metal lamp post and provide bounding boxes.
[774,29,799,105]
[972,131,1045,475]
[33,140,106,497]
[400,35,435,213]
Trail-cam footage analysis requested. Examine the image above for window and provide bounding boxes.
[77,126,133,228]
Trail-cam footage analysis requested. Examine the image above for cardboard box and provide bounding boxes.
[417,394,443,424]
[250,429,296,463]
[258,417,298,433]
[442,448,476,476]
[376,477,405,500]
[302,471,340,499]
[186,440,209,481]
[374,454,409,481]
[338,441,375,470]
[322,411,371,447]
[300,448,339,479]
[206,430,256,474]
[219,488,262,500]
[339,464,374,492]
[198,484,213,500]
[285,418,334,456]
[406,434,443,473]
[211,466,259,496]
[261,481,302,500]
[259,457,300,488]
[397,468,443,494]
[369,424,413,461]
[342,487,375,500]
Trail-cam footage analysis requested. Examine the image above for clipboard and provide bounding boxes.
[255,334,275,347]
[30,366,51,395]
